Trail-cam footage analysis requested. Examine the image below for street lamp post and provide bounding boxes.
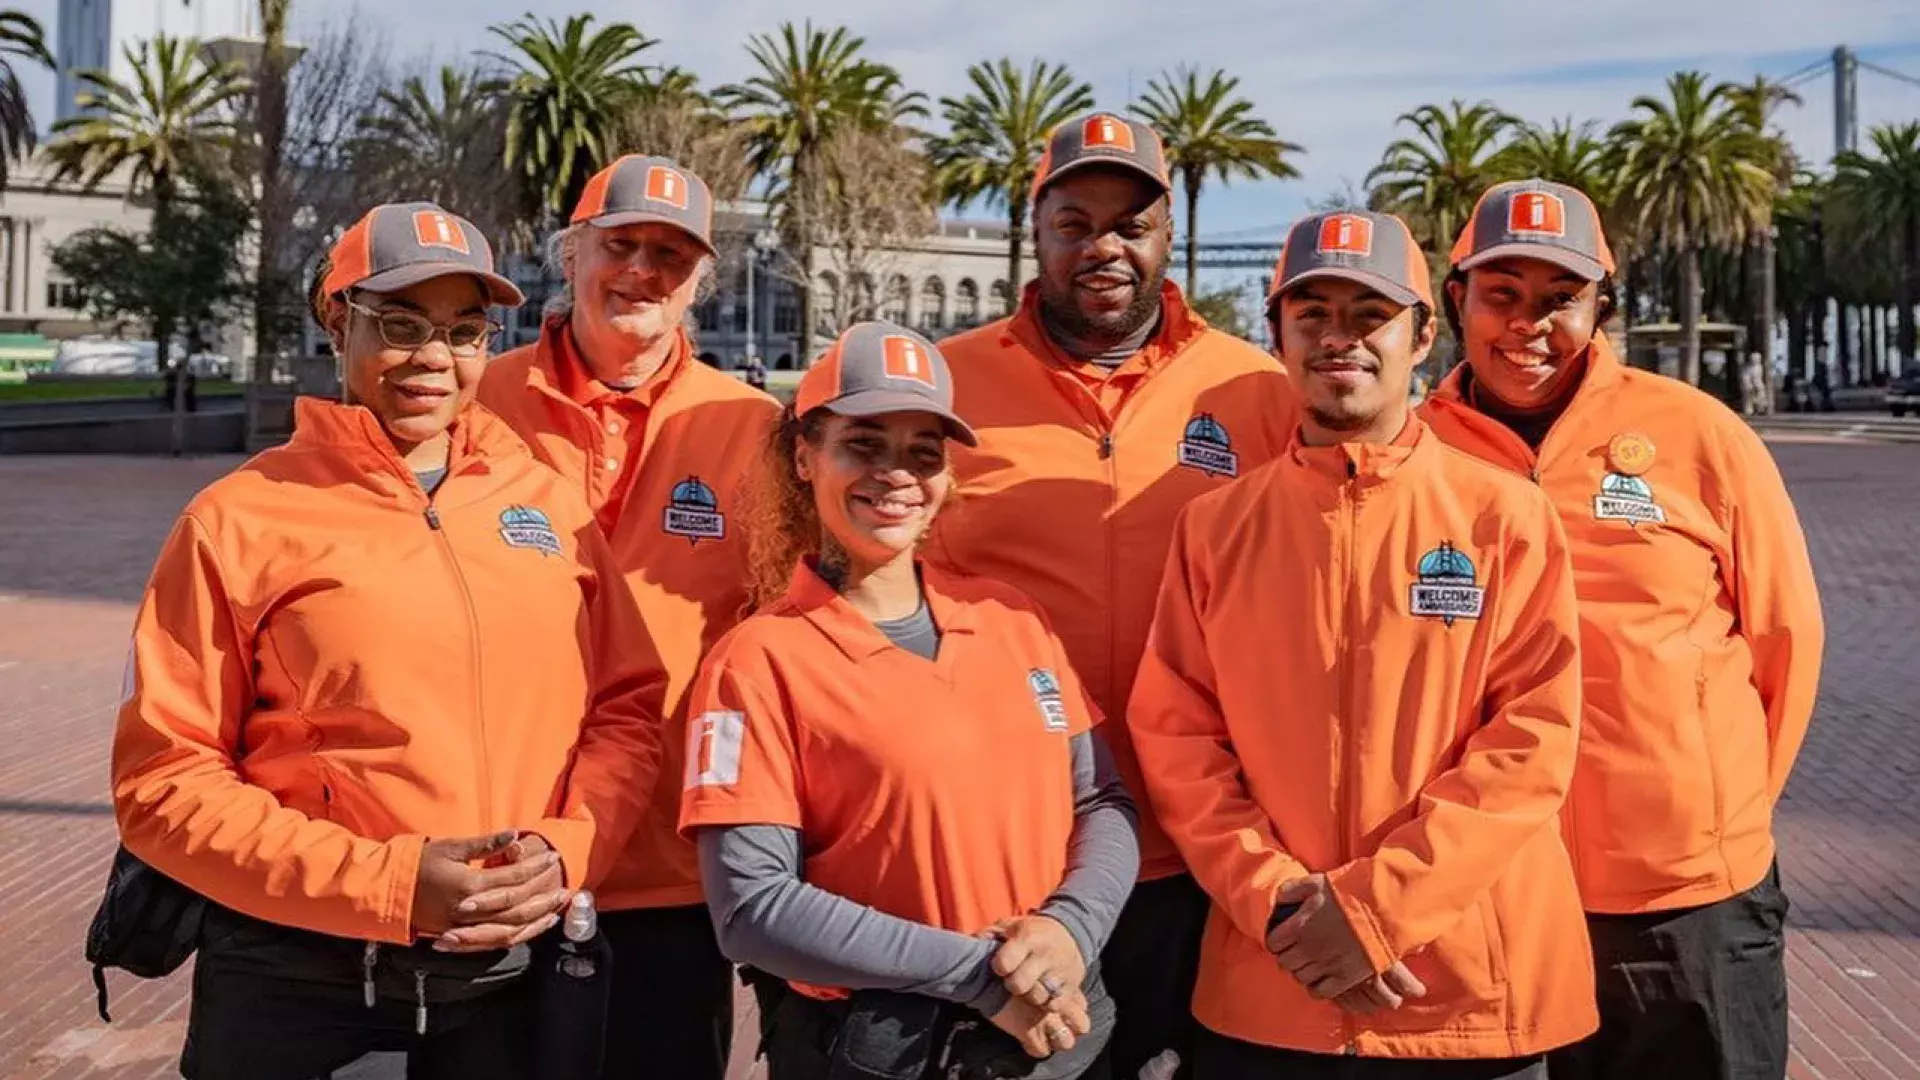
[746,229,777,368]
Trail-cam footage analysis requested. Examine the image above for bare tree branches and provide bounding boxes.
[775,125,934,338]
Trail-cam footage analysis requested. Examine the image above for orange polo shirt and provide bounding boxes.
[679,561,1095,974]
[931,281,1299,881]
[480,320,780,910]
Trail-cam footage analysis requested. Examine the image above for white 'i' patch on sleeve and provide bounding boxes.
[685,710,747,789]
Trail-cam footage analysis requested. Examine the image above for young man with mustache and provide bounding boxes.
[930,112,1298,1078]
[479,156,779,1080]
[1128,209,1597,1078]
[1421,180,1823,1080]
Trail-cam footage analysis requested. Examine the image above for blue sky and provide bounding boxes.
[12,0,1920,288]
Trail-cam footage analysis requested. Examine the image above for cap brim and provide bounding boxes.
[1037,157,1171,198]
[1270,267,1424,310]
[818,388,978,448]
[358,263,525,308]
[1457,243,1606,281]
[583,211,718,256]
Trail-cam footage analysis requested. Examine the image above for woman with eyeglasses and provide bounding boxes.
[112,202,665,1080]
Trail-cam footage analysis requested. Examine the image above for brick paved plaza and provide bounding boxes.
[1,441,1916,1079]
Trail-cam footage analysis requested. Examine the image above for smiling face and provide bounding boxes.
[327,273,490,453]
[796,411,952,573]
[1450,256,1605,411]
[565,221,705,372]
[1272,277,1434,445]
[1033,169,1172,345]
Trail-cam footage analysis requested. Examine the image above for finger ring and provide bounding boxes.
[1040,975,1064,998]
[1047,1019,1071,1043]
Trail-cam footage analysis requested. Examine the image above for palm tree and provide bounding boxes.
[1832,122,1920,369]
[249,0,296,368]
[929,59,1092,295]
[0,9,51,186]
[1724,76,1801,407]
[1500,119,1613,207]
[354,66,517,235]
[1367,100,1516,250]
[1133,66,1302,296]
[46,33,246,453]
[1609,72,1775,386]
[720,21,926,357]
[490,13,654,223]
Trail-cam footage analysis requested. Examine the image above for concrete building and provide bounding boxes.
[502,201,1037,369]
[0,155,150,337]
[55,0,254,125]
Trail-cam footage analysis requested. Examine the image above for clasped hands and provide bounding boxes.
[1267,874,1427,1015]
[410,831,573,953]
[979,914,1092,1059]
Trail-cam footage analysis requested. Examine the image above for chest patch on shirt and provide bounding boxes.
[663,475,727,543]
[1028,668,1071,733]
[1593,472,1667,525]
[685,709,746,789]
[498,505,562,556]
[1409,541,1485,626]
[1176,413,1239,478]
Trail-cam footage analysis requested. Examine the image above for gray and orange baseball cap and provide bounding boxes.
[794,322,977,446]
[571,154,716,256]
[1450,179,1616,280]
[1267,209,1433,310]
[322,202,523,306]
[1031,112,1170,203]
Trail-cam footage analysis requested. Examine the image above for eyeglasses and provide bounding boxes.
[345,299,501,357]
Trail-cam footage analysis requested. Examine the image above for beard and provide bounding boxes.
[1038,257,1168,346]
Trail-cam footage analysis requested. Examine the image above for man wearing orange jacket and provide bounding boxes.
[479,156,779,1080]
[1421,180,1824,1080]
[929,112,1298,1078]
[1130,209,1596,1078]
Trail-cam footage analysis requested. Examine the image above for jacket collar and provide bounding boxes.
[1285,414,1433,487]
[524,318,692,411]
[1006,278,1208,378]
[786,558,979,663]
[288,396,528,481]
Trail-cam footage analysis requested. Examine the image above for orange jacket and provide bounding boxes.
[930,282,1298,880]
[1420,336,1824,913]
[112,399,664,944]
[1129,421,1596,1058]
[480,322,779,910]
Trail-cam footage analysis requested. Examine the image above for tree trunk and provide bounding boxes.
[1760,227,1778,412]
[1006,192,1025,297]
[252,11,291,380]
[1786,304,1807,406]
[798,242,816,364]
[1681,242,1703,386]
[1902,214,1919,370]
[1183,169,1200,298]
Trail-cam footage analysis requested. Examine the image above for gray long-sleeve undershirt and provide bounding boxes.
[696,730,1139,1018]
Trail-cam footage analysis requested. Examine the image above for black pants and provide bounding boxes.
[1099,872,1212,1079]
[1548,863,1790,1080]
[1195,1030,1546,1079]
[598,904,736,1080]
[182,915,531,1080]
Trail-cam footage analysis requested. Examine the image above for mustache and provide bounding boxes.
[1307,351,1378,371]
[1075,261,1136,284]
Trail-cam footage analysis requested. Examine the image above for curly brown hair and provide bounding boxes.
[743,403,829,610]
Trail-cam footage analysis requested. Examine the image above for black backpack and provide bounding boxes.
[84,845,208,1022]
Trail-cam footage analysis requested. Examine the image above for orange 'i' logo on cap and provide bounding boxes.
[1316,214,1375,257]
[1508,191,1567,237]
[1083,115,1136,153]
[645,165,689,210]
[882,336,936,387]
[412,210,471,254]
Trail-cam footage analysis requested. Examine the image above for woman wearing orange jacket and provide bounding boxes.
[679,322,1139,1080]
[111,203,663,1080]
[1420,180,1824,1080]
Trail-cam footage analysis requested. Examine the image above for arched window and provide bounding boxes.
[989,280,1012,318]
[955,279,980,326]
[919,278,946,332]
[850,274,877,321]
[816,271,841,333]
[883,275,911,324]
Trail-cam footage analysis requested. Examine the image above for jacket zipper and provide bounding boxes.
[425,507,493,833]
[1337,457,1359,1055]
